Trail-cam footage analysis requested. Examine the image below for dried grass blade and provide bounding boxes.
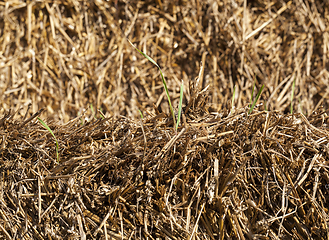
[295,154,319,187]
[219,160,247,198]
[38,177,41,224]
[77,214,87,240]
[158,128,185,159]
[245,1,292,41]
[93,211,111,236]
[200,213,215,240]
[299,112,329,137]
[188,202,205,240]
[0,223,12,240]
[20,108,45,127]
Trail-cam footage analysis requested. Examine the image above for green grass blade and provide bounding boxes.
[90,103,96,119]
[77,112,84,125]
[98,109,105,119]
[290,78,295,114]
[231,85,236,114]
[37,117,59,163]
[138,109,144,119]
[176,81,184,130]
[127,39,176,131]
[248,84,264,115]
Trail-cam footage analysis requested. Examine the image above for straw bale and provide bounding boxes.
[0,0,329,239]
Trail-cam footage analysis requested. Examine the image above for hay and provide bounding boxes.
[0,0,329,239]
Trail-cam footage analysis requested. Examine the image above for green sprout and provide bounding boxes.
[231,85,236,114]
[90,103,95,119]
[290,78,295,114]
[98,109,105,119]
[138,109,144,119]
[128,39,177,132]
[37,117,59,163]
[248,77,264,115]
[176,81,184,130]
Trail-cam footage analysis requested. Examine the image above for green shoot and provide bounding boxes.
[90,103,95,119]
[78,112,84,125]
[98,109,105,119]
[138,109,144,119]
[231,85,236,114]
[127,39,176,132]
[176,81,184,130]
[248,84,264,115]
[290,78,295,114]
[37,117,59,163]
